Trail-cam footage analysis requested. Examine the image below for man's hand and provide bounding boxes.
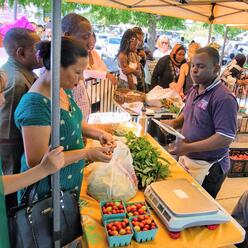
[170,140,191,156]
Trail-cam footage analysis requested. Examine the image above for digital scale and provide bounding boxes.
[144,179,230,232]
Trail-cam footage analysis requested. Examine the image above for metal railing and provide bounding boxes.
[85,72,118,113]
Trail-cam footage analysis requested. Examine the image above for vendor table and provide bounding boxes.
[79,135,245,248]
[113,99,177,119]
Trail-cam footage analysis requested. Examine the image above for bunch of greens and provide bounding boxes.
[125,132,170,189]
[168,105,181,114]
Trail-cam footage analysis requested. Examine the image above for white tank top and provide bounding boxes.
[119,62,138,85]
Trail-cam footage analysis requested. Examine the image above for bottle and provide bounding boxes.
[138,105,147,136]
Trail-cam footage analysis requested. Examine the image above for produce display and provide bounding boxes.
[125,132,170,188]
[130,215,158,242]
[101,201,125,215]
[125,202,150,217]
[105,219,132,236]
[130,215,157,232]
[104,218,133,247]
[114,88,146,104]
[229,150,248,177]
[229,152,248,160]
[101,200,158,246]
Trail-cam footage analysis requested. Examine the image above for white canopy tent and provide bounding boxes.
[67,0,248,24]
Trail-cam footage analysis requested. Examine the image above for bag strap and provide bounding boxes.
[20,176,51,206]
[20,182,39,206]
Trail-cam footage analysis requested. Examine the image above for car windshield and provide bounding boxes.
[109,38,121,45]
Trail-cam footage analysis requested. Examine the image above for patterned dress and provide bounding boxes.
[14,91,84,200]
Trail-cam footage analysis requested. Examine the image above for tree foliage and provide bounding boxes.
[203,23,244,40]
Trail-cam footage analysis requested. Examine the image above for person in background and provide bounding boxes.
[151,44,186,89]
[232,191,248,248]
[221,53,248,91]
[44,22,52,41]
[84,32,117,112]
[117,29,141,90]
[62,13,92,121]
[208,36,221,51]
[170,42,201,96]
[162,47,238,199]
[14,37,116,219]
[0,28,41,209]
[36,24,45,40]
[153,35,171,59]
[132,27,146,92]
[229,44,239,58]
[144,47,156,92]
[238,47,244,54]
[85,32,117,84]
[180,36,185,45]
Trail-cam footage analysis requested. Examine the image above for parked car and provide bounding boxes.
[103,36,121,58]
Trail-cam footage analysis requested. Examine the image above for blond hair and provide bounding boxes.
[188,42,201,61]
[155,35,170,50]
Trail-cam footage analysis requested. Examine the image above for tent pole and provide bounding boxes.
[220,25,228,66]
[208,23,212,44]
[50,0,62,247]
[13,0,18,20]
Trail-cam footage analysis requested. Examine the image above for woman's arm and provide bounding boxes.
[21,126,113,168]
[118,53,139,75]
[3,146,64,195]
[174,63,188,93]
[82,121,116,146]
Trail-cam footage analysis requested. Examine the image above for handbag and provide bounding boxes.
[8,180,82,248]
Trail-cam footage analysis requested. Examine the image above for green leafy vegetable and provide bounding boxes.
[125,132,170,189]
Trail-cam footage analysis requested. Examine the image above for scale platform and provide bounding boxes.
[144,179,230,232]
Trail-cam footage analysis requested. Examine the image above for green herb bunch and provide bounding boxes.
[125,132,170,189]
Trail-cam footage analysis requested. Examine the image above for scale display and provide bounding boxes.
[144,179,230,232]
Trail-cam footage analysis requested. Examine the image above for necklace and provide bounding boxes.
[60,89,72,112]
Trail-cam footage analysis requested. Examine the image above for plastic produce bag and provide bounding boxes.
[146,86,182,108]
[87,141,138,202]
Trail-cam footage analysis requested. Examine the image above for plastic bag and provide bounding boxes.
[146,86,182,108]
[87,141,138,202]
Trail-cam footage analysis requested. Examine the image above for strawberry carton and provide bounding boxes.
[229,149,248,178]
[100,200,126,222]
[104,218,133,247]
[130,215,158,242]
[124,201,150,217]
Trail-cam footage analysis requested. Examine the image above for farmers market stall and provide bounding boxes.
[113,88,182,144]
[79,134,245,248]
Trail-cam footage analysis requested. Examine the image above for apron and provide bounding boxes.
[178,155,225,185]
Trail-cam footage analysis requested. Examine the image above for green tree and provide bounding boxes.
[204,23,244,40]
[3,1,185,50]
[83,5,185,51]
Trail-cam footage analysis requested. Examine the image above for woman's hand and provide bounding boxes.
[39,146,65,175]
[85,147,113,163]
[99,131,117,149]
[169,82,177,90]
[106,73,118,85]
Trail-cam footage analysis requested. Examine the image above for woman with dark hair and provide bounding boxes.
[170,42,201,95]
[117,29,141,90]
[14,37,116,202]
[151,44,186,89]
[221,53,248,91]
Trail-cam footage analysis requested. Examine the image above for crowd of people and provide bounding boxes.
[0,13,248,247]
